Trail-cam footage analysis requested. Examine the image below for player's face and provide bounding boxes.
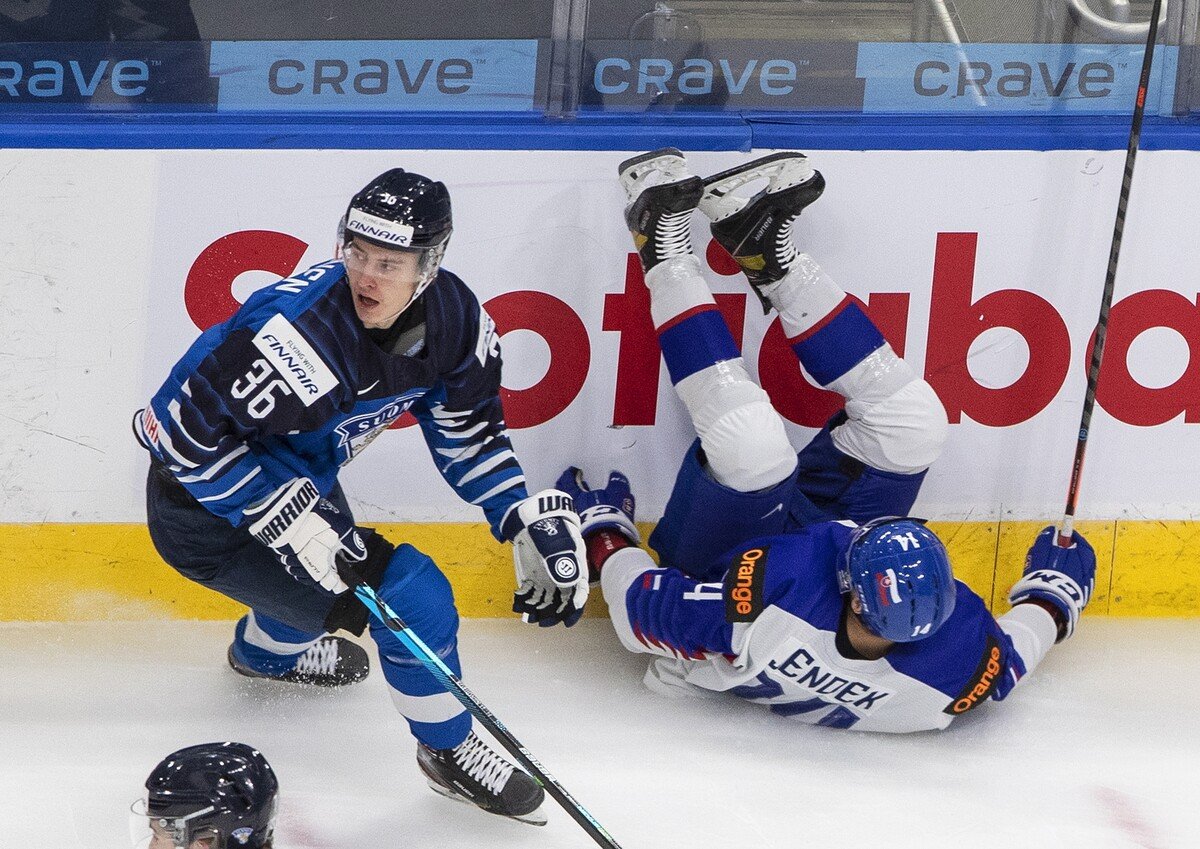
[343,239,424,329]
[147,819,217,849]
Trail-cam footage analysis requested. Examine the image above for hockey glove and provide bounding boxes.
[555,467,640,544]
[1008,526,1096,642]
[245,478,367,595]
[502,489,588,627]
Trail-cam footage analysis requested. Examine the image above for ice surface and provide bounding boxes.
[1,618,1194,849]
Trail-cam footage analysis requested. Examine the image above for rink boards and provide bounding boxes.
[2,148,1199,620]
[2,518,1198,621]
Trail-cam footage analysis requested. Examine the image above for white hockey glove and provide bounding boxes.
[245,478,367,595]
[501,489,588,627]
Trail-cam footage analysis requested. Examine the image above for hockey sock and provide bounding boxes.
[645,255,740,386]
[647,255,796,493]
[378,644,472,750]
[231,611,323,675]
[787,294,888,389]
[766,253,853,339]
[755,255,886,388]
[369,548,471,750]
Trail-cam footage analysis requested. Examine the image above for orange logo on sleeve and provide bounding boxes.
[724,546,768,622]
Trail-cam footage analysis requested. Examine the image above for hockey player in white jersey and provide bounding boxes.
[133,169,594,822]
[559,149,1095,732]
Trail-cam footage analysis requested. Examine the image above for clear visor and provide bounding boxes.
[341,239,442,287]
[129,798,219,849]
[336,215,445,284]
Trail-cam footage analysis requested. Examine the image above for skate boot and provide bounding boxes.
[227,635,370,687]
[417,730,547,826]
[699,152,825,312]
[617,147,704,276]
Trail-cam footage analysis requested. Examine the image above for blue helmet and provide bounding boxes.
[838,517,956,643]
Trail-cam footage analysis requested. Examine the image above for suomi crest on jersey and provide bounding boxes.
[334,391,425,464]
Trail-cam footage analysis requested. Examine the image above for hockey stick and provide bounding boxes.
[1058,0,1164,547]
[339,562,625,849]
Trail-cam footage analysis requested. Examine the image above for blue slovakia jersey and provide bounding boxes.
[135,260,527,539]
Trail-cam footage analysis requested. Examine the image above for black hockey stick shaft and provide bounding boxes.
[339,562,626,849]
[1059,0,1164,547]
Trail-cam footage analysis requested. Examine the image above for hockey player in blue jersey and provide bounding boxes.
[134,169,593,822]
[559,148,1096,732]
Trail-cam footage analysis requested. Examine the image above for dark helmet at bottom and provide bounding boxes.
[338,168,453,304]
[132,742,278,849]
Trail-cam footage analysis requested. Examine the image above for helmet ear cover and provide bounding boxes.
[838,517,956,643]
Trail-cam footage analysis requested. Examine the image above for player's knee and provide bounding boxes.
[702,398,798,492]
[889,380,948,469]
[835,379,948,473]
[370,544,459,655]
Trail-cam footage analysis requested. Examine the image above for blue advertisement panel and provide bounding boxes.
[581,40,864,111]
[0,42,214,108]
[857,43,1179,115]
[209,40,540,112]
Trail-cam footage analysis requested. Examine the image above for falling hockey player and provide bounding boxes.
[134,169,595,822]
[560,148,1096,731]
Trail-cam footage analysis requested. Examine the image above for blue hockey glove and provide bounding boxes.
[1008,526,1096,642]
[502,489,589,628]
[245,478,367,595]
[555,467,640,545]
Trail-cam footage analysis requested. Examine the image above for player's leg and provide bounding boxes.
[145,463,369,686]
[619,149,801,577]
[367,542,545,824]
[699,153,948,521]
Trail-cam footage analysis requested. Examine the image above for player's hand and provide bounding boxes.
[245,478,366,595]
[1008,526,1096,642]
[502,489,588,627]
[555,467,639,544]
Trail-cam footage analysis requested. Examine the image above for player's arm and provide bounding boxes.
[559,468,736,659]
[134,330,304,523]
[999,526,1097,673]
[413,293,588,627]
[940,526,1097,720]
[411,301,527,536]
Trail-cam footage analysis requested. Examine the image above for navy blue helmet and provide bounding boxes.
[136,742,278,849]
[338,168,453,305]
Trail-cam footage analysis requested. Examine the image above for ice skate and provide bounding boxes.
[417,731,547,826]
[227,635,370,687]
[617,147,704,275]
[699,152,825,311]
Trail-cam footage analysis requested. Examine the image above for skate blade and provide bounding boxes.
[423,777,549,827]
[700,152,813,221]
[617,146,685,178]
